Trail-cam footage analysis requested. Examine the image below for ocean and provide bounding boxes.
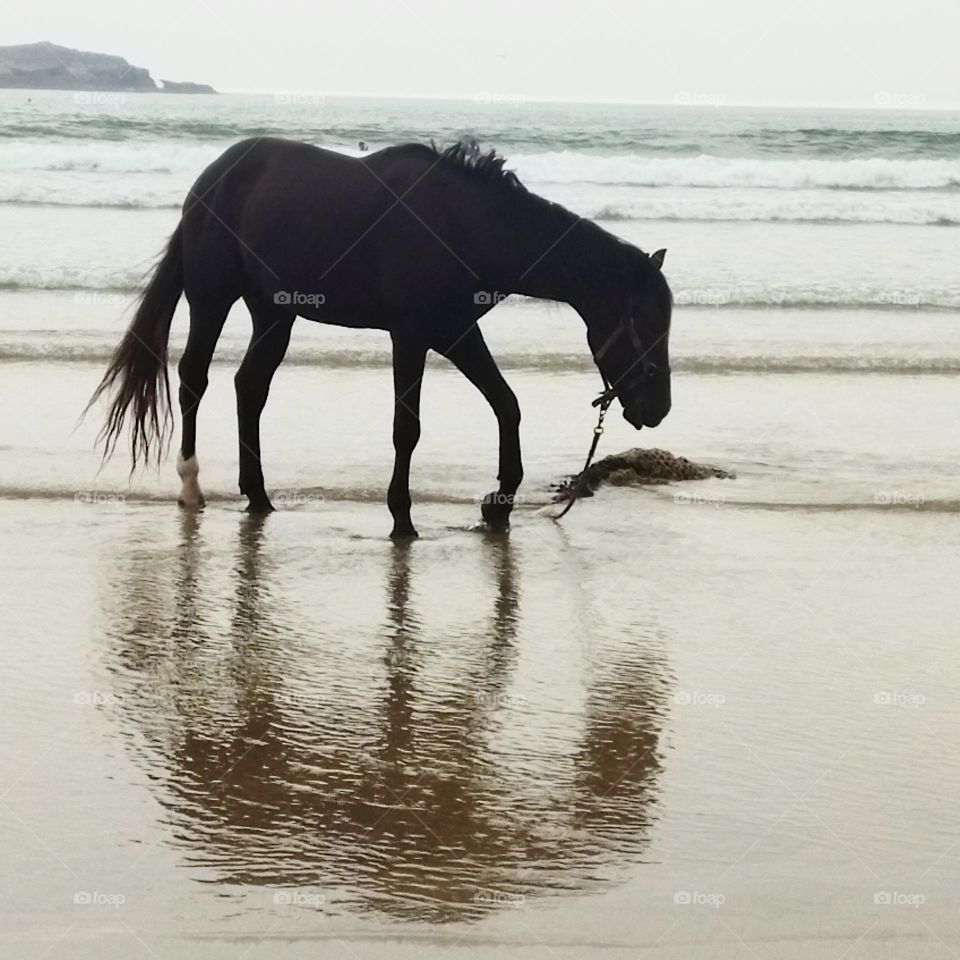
[2,90,959,959]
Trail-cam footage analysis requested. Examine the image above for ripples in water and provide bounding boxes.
[101,513,671,922]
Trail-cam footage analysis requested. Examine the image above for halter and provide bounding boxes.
[594,311,644,363]
[590,314,671,406]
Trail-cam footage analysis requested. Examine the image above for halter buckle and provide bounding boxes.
[592,386,617,409]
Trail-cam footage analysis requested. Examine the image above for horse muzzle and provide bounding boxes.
[622,394,670,430]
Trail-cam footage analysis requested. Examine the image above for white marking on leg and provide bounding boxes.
[177,454,204,508]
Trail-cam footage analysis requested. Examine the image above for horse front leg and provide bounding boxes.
[388,335,427,540]
[437,327,522,530]
[235,298,294,513]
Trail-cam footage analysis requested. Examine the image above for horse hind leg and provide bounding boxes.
[235,296,294,513]
[177,295,231,508]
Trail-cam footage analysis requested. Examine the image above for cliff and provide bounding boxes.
[159,79,216,94]
[0,41,215,93]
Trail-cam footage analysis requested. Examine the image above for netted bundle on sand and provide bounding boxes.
[554,448,734,501]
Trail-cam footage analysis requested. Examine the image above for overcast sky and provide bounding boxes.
[5,0,959,107]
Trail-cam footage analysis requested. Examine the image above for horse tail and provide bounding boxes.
[88,223,184,468]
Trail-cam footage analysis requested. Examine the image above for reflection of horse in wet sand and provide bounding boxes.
[105,517,669,922]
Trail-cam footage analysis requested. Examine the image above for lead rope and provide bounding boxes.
[553,380,615,521]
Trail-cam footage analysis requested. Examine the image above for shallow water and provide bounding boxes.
[3,92,960,958]
[2,487,959,958]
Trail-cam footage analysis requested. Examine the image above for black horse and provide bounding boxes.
[91,137,673,538]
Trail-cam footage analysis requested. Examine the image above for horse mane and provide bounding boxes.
[429,139,525,190]
[420,139,671,312]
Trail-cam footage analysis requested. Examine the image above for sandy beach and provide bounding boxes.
[2,481,959,958]
[4,329,960,957]
[2,91,960,958]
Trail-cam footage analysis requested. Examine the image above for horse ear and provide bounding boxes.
[650,248,667,269]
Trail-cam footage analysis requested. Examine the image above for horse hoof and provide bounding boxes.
[481,492,512,529]
[177,454,205,509]
[245,495,275,515]
[390,524,418,541]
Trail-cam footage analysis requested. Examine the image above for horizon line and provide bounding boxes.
[195,90,960,112]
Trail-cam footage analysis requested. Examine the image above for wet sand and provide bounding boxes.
[4,92,960,959]
[3,302,960,958]
[2,479,958,958]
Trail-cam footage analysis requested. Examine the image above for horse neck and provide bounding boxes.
[507,195,630,319]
